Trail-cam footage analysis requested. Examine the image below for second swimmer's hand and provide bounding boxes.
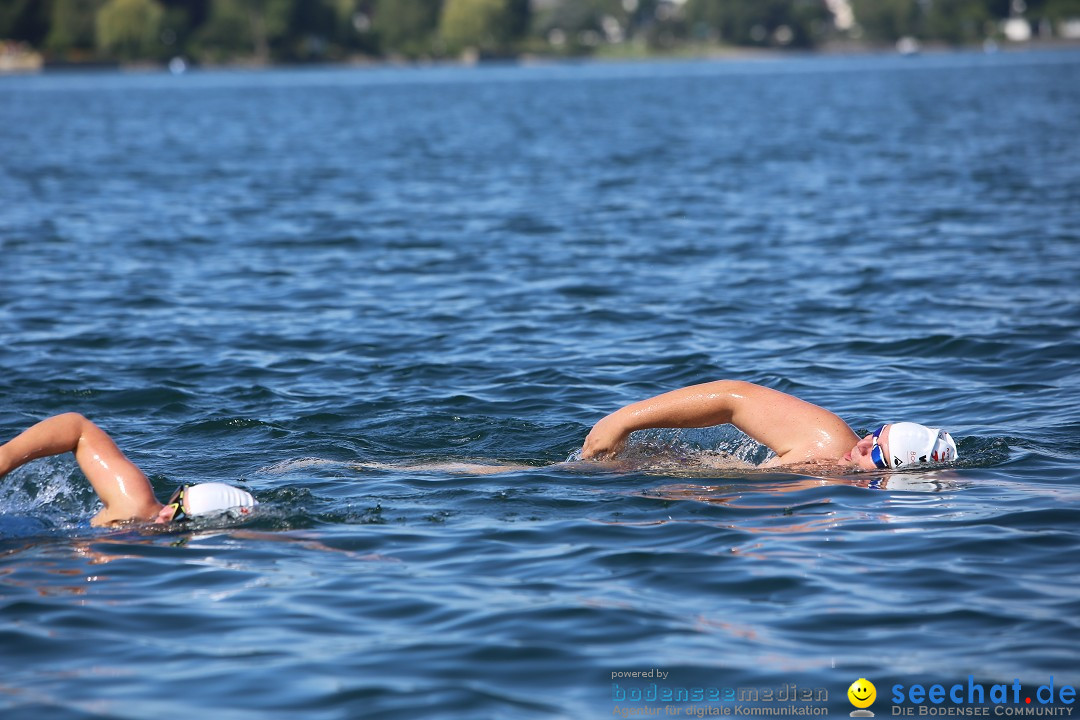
[581,414,631,460]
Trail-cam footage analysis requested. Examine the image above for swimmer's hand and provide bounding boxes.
[581,414,631,460]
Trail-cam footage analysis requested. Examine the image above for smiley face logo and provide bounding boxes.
[848,678,876,709]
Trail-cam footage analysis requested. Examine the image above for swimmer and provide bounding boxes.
[581,380,958,470]
[0,413,256,526]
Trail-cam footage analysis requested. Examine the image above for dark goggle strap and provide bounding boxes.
[165,485,191,523]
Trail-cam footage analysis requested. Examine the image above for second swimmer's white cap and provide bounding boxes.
[184,482,257,518]
[885,422,959,467]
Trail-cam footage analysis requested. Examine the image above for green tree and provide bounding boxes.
[96,0,165,59]
[156,5,194,57]
[440,0,510,53]
[686,0,828,48]
[923,0,991,44]
[277,0,337,60]
[326,0,380,56]
[504,0,529,41]
[195,0,291,63]
[533,0,617,53]
[47,0,102,56]
[372,0,441,56]
[1044,0,1080,19]
[849,0,920,42]
[0,0,52,46]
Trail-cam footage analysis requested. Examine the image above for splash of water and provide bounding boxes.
[0,456,99,525]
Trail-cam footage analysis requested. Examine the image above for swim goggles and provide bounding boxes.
[165,485,192,523]
[870,425,890,470]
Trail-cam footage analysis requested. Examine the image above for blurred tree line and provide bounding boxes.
[2,0,1078,64]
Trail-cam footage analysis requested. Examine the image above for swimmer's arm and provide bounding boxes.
[0,413,161,525]
[581,380,856,463]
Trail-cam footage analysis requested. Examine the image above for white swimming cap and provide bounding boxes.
[184,483,257,518]
[885,422,958,467]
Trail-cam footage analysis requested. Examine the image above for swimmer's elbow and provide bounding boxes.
[51,412,88,423]
[53,412,95,436]
[712,379,754,392]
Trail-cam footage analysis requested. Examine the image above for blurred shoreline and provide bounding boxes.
[6,37,1078,76]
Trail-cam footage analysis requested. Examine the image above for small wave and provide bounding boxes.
[177,417,286,434]
[568,427,774,469]
[954,435,1012,467]
[0,457,98,527]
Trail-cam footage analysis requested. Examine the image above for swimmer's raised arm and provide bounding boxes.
[581,380,858,465]
[0,413,161,525]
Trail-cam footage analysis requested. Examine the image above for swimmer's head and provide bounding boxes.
[847,422,958,470]
[156,482,257,523]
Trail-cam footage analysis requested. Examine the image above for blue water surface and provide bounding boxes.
[1,49,1079,719]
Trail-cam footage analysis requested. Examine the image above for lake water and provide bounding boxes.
[1,49,1079,719]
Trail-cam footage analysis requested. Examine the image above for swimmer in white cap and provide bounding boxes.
[581,380,958,470]
[0,413,256,526]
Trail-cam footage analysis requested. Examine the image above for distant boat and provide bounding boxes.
[0,41,43,73]
[896,36,921,56]
[1002,17,1032,42]
[168,56,187,75]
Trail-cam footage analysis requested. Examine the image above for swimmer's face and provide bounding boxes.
[153,485,188,524]
[154,504,178,523]
[845,425,891,470]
